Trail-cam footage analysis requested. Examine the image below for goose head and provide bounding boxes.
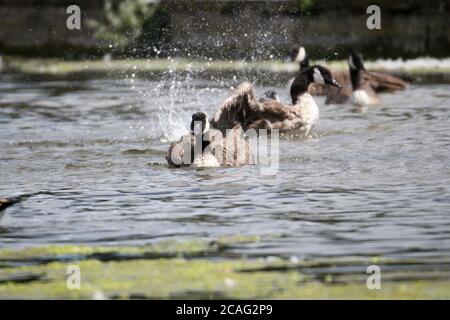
[348,53,366,90]
[349,52,366,71]
[190,111,213,159]
[290,65,341,104]
[290,46,310,70]
[310,65,341,88]
[190,112,210,135]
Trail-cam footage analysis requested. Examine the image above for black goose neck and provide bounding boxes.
[202,138,210,152]
[350,67,362,90]
[193,133,211,155]
[290,70,311,104]
[299,57,310,71]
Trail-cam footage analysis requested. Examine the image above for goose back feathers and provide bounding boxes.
[326,53,380,106]
[212,66,340,135]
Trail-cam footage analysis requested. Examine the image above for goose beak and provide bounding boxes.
[329,79,342,89]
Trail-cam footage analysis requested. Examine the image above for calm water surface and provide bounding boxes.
[1,72,449,262]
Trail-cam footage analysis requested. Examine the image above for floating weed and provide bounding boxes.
[1,237,450,299]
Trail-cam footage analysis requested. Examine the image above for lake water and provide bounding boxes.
[1,71,449,262]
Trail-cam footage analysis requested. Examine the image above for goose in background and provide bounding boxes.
[348,53,381,106]
[289,46,408,94]
[166,112,254,168]
[326,53,380,106]
[211,65,341,136]
[288,47,326,95]
[355,53,408,92]
[290,47,310,71]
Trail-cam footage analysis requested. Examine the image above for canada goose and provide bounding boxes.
[355,54,408,92]
[326,53,380,106]
[211,65,341,136]
[349,53,381,106]
[166,112,254,168]
[288,47,333,95]
[290,46,407,94]
[290,47,310,71]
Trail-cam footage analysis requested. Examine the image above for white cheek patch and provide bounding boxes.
[203,119,210,134]
[295,47,306,62]
[313,68,325,85]
[348,56,356,70]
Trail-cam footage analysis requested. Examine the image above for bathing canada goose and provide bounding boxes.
[166,112,254,168]
[167,66,340,167]
[290,46,407,94]
[211,65,341,136]
[325,53,380,106]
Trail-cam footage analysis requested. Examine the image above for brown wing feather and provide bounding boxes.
[363,71,407,92]
[210,82,261,133]
[165,127,254,167]
[210,125,254,166]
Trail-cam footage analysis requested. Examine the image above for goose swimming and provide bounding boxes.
[211,65,341,136]
[167,65,340,168]
[290,46,407,95]
[166,112,254,168]
[288,47,325,95]
[325,53,380,106]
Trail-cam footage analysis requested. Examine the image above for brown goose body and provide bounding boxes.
[290,47,407,97]
[212,65,340,136]
[325,81,380,105]
[167,66,342,168]
[211,82,319,134]
[363,71,407,92]
[166,124,254,168]
[331,69,406,92]
[211,82,317,134]
[326,53,380,106]
[246,94,320,135]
